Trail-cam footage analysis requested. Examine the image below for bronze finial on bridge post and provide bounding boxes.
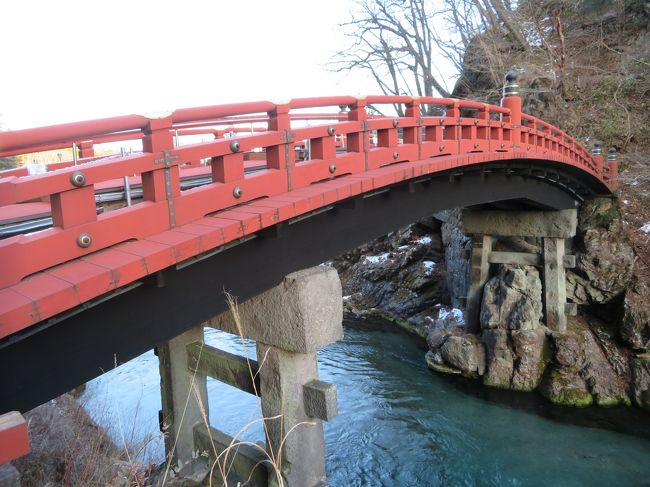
[500,70,522,149]
[607,147,618,186]
[592,141,604,176]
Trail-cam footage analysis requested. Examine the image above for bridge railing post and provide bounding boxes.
[445,101,461,154]
[266,103,293,191]
[500,71,522,150]
[142,115,181,228]
[77,140,95,159]
[404,98,422,159]
[348,97,368,170]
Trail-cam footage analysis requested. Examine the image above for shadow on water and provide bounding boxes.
[344,318,650,442]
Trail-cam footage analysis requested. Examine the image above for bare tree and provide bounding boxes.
[331,0,455,115]
[331,0,537,107]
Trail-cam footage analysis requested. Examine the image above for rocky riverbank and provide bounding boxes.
[333,198,650,410]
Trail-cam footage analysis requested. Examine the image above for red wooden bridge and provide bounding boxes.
[0,85,616,416]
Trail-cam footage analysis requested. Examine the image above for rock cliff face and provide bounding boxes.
[333,197,649,411]
[334,217,450,337]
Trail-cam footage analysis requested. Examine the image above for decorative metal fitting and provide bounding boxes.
[229,140,241,153]
[474,120,479,126]
[438,119,444,125]
[70,171,86,187]
[607,147,617,160]
[503,70,520,97]
[592,141,602,155]
[500,143,505,149]
[439,145,445,151]
[329,163,336,174]
[76,232,92,248]
[393,119,399,128]
[474,143,479,148]
[501,122,505,127]
[233,186,243,198]
[327,126,336,136]
[393,151,399,159]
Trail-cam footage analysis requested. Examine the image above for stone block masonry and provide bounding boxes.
[157,266,343,487]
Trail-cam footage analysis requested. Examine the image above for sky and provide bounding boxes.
[1,0,383,130]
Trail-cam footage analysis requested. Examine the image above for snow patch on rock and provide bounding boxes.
[439,307,464,323]
[364,253,391,264]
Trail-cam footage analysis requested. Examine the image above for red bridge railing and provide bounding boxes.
[0,94,616,292]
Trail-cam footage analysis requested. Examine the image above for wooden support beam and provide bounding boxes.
[488,251,541,266]
[488,251,576,268]
[186,342,260,396]
[543,238,567,332]
[194,424,269,487]
[466,235,493,333]
[463,209,577,238]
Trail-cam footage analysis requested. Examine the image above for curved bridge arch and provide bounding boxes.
[0,94,616,411]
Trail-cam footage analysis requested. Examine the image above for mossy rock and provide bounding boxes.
[547,388,594,407]
[483,376,513,390]
[595,394,631,407]
[425,351,462,375]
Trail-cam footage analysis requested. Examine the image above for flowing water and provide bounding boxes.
[83,323,650,487]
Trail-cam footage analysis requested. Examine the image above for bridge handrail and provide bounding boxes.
[0,95,616,290]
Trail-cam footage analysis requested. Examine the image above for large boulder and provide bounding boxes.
[480,265,543,331]
[440,335,486,378]
[539,367,594,407]
[511,328,548,391]
[481,327,548,391]
[482,329,515,388]
[566,198,635,305]
[540,317,630,407]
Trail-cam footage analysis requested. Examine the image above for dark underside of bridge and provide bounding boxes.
[0,160,610,412]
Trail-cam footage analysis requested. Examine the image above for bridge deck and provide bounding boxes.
[0,95,615,354]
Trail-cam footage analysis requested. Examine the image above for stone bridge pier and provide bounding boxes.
[462,208,578,333]
[156,266,342,487]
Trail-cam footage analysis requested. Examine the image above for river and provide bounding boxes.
[83,323,650,486]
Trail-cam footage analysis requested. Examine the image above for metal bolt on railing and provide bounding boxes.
[70,171,86,187]
[76,233,92,248]
[607,147,617,161]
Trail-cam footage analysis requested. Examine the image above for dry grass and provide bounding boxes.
[12,392,154,486]
[158,292,317,487]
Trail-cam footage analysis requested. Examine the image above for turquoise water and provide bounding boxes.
[84,325,650,486]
